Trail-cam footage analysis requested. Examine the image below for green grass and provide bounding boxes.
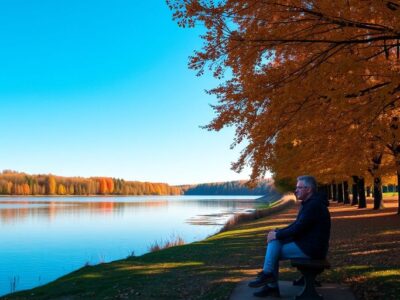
[254,200,276,210]
[2,229,266,299]
[383,192,398,197]
[321,266,400,300]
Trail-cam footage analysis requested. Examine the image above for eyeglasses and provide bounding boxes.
[295,186,309,190]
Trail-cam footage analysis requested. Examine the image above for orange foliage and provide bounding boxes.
[106,178,114,194]
[47,176,56,195]
[99,178,109,195]
[22,183,30,195]
[168,0,400,188]
[0,171,182,196]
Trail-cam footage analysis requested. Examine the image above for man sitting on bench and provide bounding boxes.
[248,175,331,297]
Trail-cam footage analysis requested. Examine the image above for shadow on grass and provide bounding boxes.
[322,199,400,300]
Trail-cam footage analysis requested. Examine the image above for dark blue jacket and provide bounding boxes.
[275,193,331,259]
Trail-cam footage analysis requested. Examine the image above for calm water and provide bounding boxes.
[0,195,261,296]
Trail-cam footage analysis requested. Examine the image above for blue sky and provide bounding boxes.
[0,0,254,185]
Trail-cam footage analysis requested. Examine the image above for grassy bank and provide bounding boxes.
[3,195,400,300]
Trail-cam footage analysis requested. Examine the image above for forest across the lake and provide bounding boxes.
[0,170,278,197]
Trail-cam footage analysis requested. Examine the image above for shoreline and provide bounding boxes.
[1,193,294,299]
[0,193,283,298]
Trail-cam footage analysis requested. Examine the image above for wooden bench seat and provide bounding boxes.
[290,258,330,300]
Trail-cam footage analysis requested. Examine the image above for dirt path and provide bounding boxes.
[231,196,400,300]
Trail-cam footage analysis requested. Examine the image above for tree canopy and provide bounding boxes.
[168,0,400,212]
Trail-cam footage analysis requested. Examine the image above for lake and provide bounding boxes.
[0,195,262,296]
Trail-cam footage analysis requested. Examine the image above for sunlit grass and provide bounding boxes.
[148,235,185,252]
[381,229,400,235]
[350,249,389,256]
[81,274,103,279]
[219,196,295,232]
[383,192,398,197]
[119,261,204,272]
[366,269,400,278]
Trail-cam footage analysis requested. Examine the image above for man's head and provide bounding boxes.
[295,175,317,201]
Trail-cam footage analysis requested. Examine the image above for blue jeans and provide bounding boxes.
[263,240,309,283]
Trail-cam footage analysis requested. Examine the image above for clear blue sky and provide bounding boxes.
[0,0,256,185]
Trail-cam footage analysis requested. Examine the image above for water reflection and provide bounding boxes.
[0,200,171,224]
[0,196,260,296]
[0,196,256,224]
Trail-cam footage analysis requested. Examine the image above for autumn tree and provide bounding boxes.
[168,0,400,212]
[69,184,75,195]
[58,184,66,195]
[22,183,30,195]
[106,178,114,194]
[47,176,57,195]
[99,178,109,194]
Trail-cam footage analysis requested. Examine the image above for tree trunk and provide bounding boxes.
[343,181,350,204]
[327,185,332,200]
[351,176,359,206]
[397,168,400,215]
[366,186,371,197]
[338,182,344,203]
[332,183,337,201]
[387,117,399,214]
[358,177,367,208]
[319,185,329,206]
[373,176,383,210]
[368,152,383,210]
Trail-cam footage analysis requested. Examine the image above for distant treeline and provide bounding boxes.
[0,170,279,197]
[0,170,181,196]
[182,179,280,196]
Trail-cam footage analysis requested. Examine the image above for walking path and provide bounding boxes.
[230,198,399,300]
[229,196,400,300]
[230,280,356,299]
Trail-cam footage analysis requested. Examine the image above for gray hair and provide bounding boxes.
[297,175,317,192]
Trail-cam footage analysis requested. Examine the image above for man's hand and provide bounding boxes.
[267,230,277,242]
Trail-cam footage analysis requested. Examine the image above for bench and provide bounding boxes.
[290,258,330,300]
[293,276,321,287]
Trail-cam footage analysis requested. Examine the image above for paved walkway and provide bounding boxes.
[230,280,356,300]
